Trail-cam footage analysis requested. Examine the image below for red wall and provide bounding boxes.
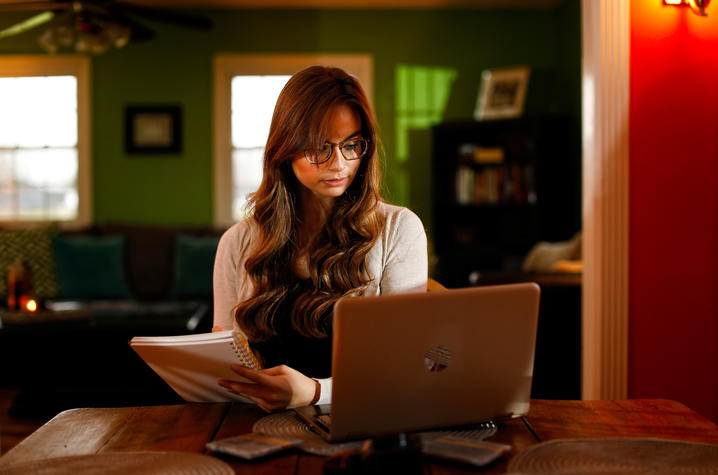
[629,0,718,422]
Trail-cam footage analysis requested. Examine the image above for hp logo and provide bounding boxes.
[424,345,451,372]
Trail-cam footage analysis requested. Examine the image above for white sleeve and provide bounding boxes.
[316,377,332,405]
[380,208,428,295]
[213,225,244,331]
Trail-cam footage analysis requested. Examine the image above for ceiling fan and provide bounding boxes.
[0,1,213,54]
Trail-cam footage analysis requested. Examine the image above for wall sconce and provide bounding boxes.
[664,0,711,16]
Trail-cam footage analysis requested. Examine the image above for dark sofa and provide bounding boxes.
[87,224,224,301]
[0,223,227,415]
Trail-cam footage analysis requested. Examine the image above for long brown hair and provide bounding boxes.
[235,65,384,340]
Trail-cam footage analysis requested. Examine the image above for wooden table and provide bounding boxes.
[2,399,718,474]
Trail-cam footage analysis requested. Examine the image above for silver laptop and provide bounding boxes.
[294,282,541,442]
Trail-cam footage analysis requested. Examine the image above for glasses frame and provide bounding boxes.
[303,137,369,165]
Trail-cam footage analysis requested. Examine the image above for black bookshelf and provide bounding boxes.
[431,117,581,288]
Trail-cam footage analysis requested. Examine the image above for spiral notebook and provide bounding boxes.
[130,330,262,403]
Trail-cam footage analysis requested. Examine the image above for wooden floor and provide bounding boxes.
[0,388,50,456]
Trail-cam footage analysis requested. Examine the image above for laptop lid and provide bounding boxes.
[325,282,540,441]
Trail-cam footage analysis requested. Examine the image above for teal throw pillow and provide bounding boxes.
[53,235,132,299]
[171,234,220,298]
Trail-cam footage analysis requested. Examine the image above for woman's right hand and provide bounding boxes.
[218,364,319,412]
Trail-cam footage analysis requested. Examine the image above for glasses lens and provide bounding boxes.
[304,139,367,163]
[305,143,333,164]
[341,139,367,160]
[319,143,333,161]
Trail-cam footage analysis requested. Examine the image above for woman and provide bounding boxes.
[214,65,427,412]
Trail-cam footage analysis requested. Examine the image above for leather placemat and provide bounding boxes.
[508,438,718,474]
[252,411,363,456]
[0,451,234,475]
[252,411,499,457]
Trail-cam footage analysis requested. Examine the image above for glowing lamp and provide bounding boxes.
[664,0,711,16]
[24,298,38,313]
[19,296,38,313]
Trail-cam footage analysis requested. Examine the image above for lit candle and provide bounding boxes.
[25,299,38,313]
[19,296,38,313]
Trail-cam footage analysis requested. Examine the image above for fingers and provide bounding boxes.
[218,379,271,400]
[220,364,305,412]
[230,364,278,386]
[218,380,286,413]
[218,376,290,409]
[217,380,272,412]
[244,394,272,413]
[229,364,257,378]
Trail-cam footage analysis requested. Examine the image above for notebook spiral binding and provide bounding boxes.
[231,331,262,370]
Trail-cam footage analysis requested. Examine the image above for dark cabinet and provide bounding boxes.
[431,117,581,288]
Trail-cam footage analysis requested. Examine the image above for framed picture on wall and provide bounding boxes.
[125,105,182,154]
[474,66,531,120]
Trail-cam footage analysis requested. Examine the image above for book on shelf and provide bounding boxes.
[456,165,475,204]
[455,163,536,205]
[458,144,505,164]
[130,330,262,403]
[511,164,524,203]
[475,168,501,203]
[473,146,505,164]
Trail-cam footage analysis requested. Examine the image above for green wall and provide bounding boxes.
[0,3,581,229]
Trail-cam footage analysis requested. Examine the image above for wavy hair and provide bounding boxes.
[235,65,384,340]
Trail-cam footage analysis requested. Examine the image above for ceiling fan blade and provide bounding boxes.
[112,3,212,31]
[127,22,155,42]
[0,10,55,39]
[0,2,71,11]
[106,12,155,42]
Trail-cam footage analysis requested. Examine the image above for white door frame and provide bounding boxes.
[581,0,630,400]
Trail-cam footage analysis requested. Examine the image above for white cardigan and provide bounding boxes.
[212,201,428,404]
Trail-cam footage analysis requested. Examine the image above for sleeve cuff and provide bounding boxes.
[316,377,332,405]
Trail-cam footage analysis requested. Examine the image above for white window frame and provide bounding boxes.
[0,55,92,229]
[213,53,373,227]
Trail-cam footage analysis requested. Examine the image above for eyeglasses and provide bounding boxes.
[304,137,369,165]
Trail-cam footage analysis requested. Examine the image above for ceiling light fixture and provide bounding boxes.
[37,2,131,54]
[0,1,212,55]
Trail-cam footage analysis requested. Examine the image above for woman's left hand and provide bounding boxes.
[218,364,318,412]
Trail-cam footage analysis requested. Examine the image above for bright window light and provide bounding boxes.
[230,75,290,221]
[0,75,79,221]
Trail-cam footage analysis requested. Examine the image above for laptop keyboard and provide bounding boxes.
[310,414,497,442]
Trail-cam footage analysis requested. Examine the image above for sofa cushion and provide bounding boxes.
[53,235,132,299]
[170,233,220,298]
[0,226,59,299]
[99,224,225,300]
[101,225,178,299]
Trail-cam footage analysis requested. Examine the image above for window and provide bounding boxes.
[231,75,291,220]
[395,64,457,164]
[393,64,457,205]
[213,54,372,226]
[0,56,91,227]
